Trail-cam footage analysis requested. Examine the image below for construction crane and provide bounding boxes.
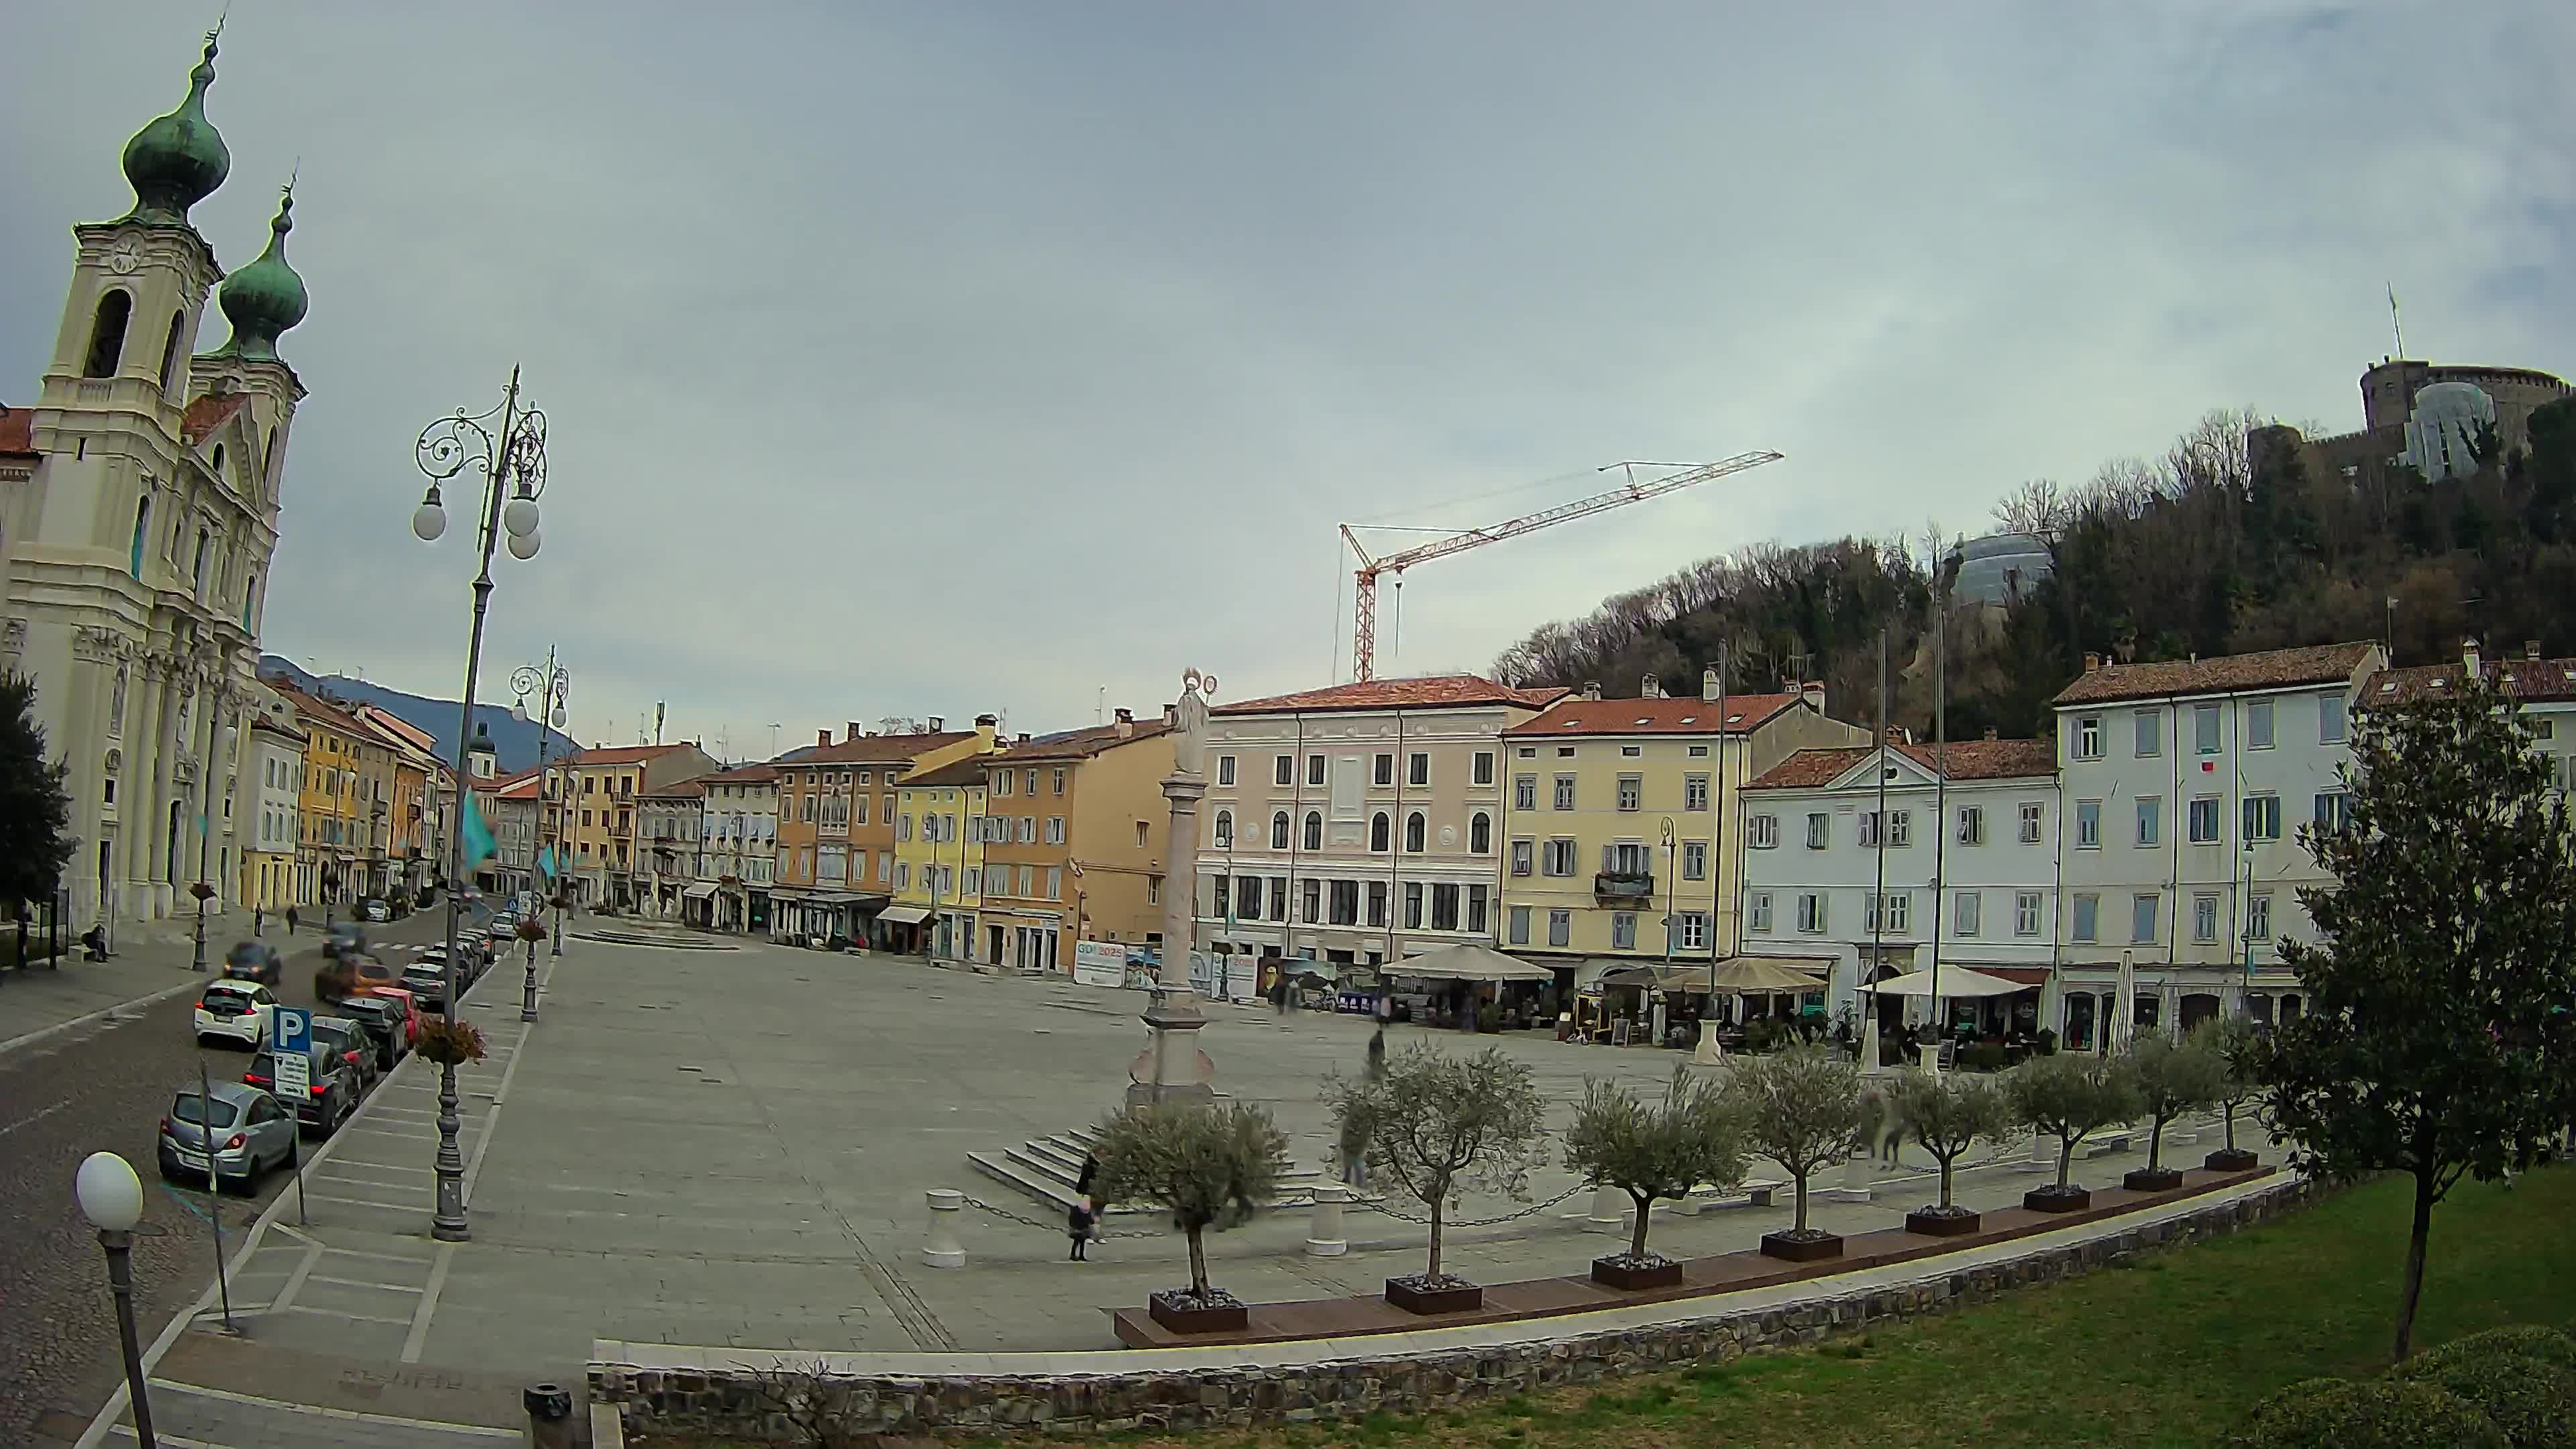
[1339,451,1784,682]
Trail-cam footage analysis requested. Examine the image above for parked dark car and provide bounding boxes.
[399,961,451,1013]
[221,940,282,985]
[158,1081,297,1193]
[308,1015,379,1091]
[331,996,411,1071]
[244,1043,361,1134]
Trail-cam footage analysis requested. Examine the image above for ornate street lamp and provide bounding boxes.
[75,1151,156,1448]
[411,368,549,1242]
[512,650,571,1016]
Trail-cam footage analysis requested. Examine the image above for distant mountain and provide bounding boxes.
[257,656,576,775]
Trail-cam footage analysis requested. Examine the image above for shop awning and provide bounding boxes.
[682,882,718,900]
[1392,943,1555,982]
[1862,966,2025,998]
[877,905,933,925]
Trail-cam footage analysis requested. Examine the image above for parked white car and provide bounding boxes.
[193,981,278,1049]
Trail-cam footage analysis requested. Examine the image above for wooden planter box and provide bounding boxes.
[1758,1230,1844,1263]
[2023,1185,2092,1214]
[2123,1167,2186,1193]
[2204,1148,2260,1173]
[1904,1208,1982,1237]
[1590,1255,1684,1291]
[1146,1291,1248,1335]
[1384,1277,1483,1315]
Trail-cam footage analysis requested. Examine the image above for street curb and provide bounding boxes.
[0,973,204,1059]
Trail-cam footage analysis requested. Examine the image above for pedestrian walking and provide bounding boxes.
[1366,1026,1387,1081]
[284,906,299,936]
[1076,1152,1100,1199]
[1067,1198,1094,1260]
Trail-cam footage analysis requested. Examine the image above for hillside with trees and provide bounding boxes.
[1489,396,2576,739]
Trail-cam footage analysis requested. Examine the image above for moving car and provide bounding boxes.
[193,981,277,1049]
[323,922,370,963]
[221,940,282,985]
[245,1042,362,1134]
[331,996,411,1072]
[309,1015,380,1091]
[158,1081,296,1192]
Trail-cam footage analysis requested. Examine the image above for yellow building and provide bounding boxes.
[1497,673,1864,985]
[555,743,718,909]
[981,712,1174,973]
[889,757,989,960]
[273,684,371,912]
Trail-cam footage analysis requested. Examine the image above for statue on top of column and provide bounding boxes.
[1171,667,1218,777]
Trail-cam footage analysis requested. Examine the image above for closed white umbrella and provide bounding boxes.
[2113,951,2136,1055]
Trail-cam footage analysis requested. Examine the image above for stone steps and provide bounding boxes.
[967,1126,1320,1217]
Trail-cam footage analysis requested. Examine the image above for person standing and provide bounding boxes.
[1067,1198,1094,1260]
[284,905,300,936]
[1366,1026,1387,1081]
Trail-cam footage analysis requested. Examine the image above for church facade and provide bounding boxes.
[0,30,312,933]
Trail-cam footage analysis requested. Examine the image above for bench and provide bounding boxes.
[1674,1177,1789,1214]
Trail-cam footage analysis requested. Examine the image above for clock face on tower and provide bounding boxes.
[109,239,143,276]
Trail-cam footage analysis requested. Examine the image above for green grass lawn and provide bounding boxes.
[1021,1163,2576,1449]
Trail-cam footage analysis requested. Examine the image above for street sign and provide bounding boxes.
[273,1007,311,1104]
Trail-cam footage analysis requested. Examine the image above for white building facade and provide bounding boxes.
[1741,737,2062,1036]
[241,714,303,914]
[2051,642,2385,1045]
[698,763,777,933]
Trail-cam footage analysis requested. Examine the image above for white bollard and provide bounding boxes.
[921,1189,967,1269]
[2008,1130,2053,1175]
[1822,1149,1873,1203]
[1583,1184,1627,1233]
[1304,1183,1350,1256]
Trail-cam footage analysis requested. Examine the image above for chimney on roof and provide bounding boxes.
[2526,639,2542,661]
[2083,651,2101,672]
[847,722,863,741]
[1163,702,1177,727]
[2463,637,2481,680]
[817,729,832,748]
[1640,672,1663,699]
[1017,733,1031,745]
[1701,667,1721,703]
[926,716,945,733]
[1114,707,1134,739]
[1582,680,1602,702]
[974,713,998,749]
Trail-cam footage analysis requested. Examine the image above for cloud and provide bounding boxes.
[6,1,2570,755]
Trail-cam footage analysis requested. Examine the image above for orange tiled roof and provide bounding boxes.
[1746,737,2057,791]
[1503,693,1803,737]
[702,763,779,784]
[2367,655,2576,706]
[902,757,991,789]
[778,731,975,767]
[0,405,35,458]
[180,393,251,445]
[268,680,369,739]
[2051,643,2377,706]
[639,777,709,799]
[990,719,1173,761]
[1214,675,1566,716]
[568,743,695,767]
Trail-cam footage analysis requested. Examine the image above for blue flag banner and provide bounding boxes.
[462,792,497,873]
[537,846,556,881]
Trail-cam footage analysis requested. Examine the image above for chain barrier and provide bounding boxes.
[1349,1181,1588,1228]
[957,1193,1164,1239]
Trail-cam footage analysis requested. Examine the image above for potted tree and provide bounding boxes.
[2195,1018,2265,1172]
[1890,1069,2015,1236]
[2008,1051,2140,1212]
[1728,1046,1867,1261]
[1091,1102,1287,1334]
[2121,1033,2226,1191]
[1563,1067,1749,1289]
[1326,1044,1548,1314]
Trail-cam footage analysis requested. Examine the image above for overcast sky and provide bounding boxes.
[8,3,2571,758]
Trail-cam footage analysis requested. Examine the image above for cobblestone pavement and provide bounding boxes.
[0,912,453,1445]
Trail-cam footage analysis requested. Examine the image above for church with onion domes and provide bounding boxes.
[0,26,314,933]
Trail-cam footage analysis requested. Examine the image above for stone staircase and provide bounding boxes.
[967,1125,1326,1216]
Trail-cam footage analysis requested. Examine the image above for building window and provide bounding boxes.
[1466,883,1488,934]
[2018,801,2043,844]
[2076,799,2100,849]
[1510,839,1534,876]
[1409,752,1430,787]
[2312,790,2351,834]
[1403,881,1423,928]
[1795,892,1826,933]
[1748,892,1773,932]
[1371,753,1393,786]
[2193,893,2219,943]
[1275,755,1294,786]
[1301,877,1324,922]
[2189,796,2221,844]
[1611,911,1637,949]
[2132,893,2159,944]
[2242,794,2282,842]
[1805,812,1829,849]
[1053,769,1067,794]
[1217,755,1236,786]
[2196,703,2221,755]
[1552,774,1576,810]
[2074,715,2103,760]
[1513,774,1536,810]
[1684,774,1709,810]
[1146,877,1159,906]
[1329,879,1359,925]
[1237,875,1263,918]
[85,288,132,377]
[1888,810,1911,847]
[1472,751,1495,786]
[1271,811,1290,849]
[1371,812,1391,851]
[2072,894,2099,943]
[1682,841,1707,880]
[1507,905,1531,945]
[1403,811,1426,852]
[1367,880,1387,928]
[1748,814,1778,849]
[2246,891,2273,941]
[2320,693,2348,744]
[2135,796,2161,847]
[1468,812,1491,853]
[1616,774,1642,811]
[1548,908,1570,947]
[1303,810,1324,851]
[1306,754,1326,787]
[1955,890,1980,936]
[1213,809,1233,848]
[1542,837,1576,875]
[2246,700,2275,750]
[2135,710,2161,758]
[2015,891,2042,936]
[1866,891,1909,934]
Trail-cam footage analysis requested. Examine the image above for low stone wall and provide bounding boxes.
[596,1177,2323,1442]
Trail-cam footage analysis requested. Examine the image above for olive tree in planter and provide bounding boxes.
[2194,1017,2265,1172]
[2008,1051,2140,1212]
[1727,1046,1866,1261]
[1890,1069,2015,1236]
[1326,1043,1548,1314]
[1090,1102,1287,1334]
[2121,1033,2226,1191]
[1562,1067,1749,1289]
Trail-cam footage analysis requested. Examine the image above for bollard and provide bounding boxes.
[1822,1149,1873,1203]
[2008,1130,2053,1175]
[922,1188,967,1269]
[1582,1184,1627,1233]
[1304,1183,1349,1256]
[523,1383,574,1449]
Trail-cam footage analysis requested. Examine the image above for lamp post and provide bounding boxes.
[76,1151,156,1449]
[513,652,571,1001]
[411,367,550,1242]
[1128,669,1217,1109]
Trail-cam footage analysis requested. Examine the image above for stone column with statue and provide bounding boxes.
[1126,668,1220,1110]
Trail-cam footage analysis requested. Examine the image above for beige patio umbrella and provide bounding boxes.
[1860,965,2025,998]
[1391,942,1556,982]
[1703,956,1831,995]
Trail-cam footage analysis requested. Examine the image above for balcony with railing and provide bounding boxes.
[1593,870,1654,902]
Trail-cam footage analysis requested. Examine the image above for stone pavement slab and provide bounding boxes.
[0,936,214,1053]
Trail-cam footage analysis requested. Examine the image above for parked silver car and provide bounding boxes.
[157,1080,297,1193]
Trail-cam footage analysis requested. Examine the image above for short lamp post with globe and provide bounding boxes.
[76,1151,158,1448]
[511,651,570,1019]
[409,368,550,1244]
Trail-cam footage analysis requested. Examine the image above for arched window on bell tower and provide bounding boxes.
[85,290,133,378]
[156,310,186,392]
[129,495,151,578]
